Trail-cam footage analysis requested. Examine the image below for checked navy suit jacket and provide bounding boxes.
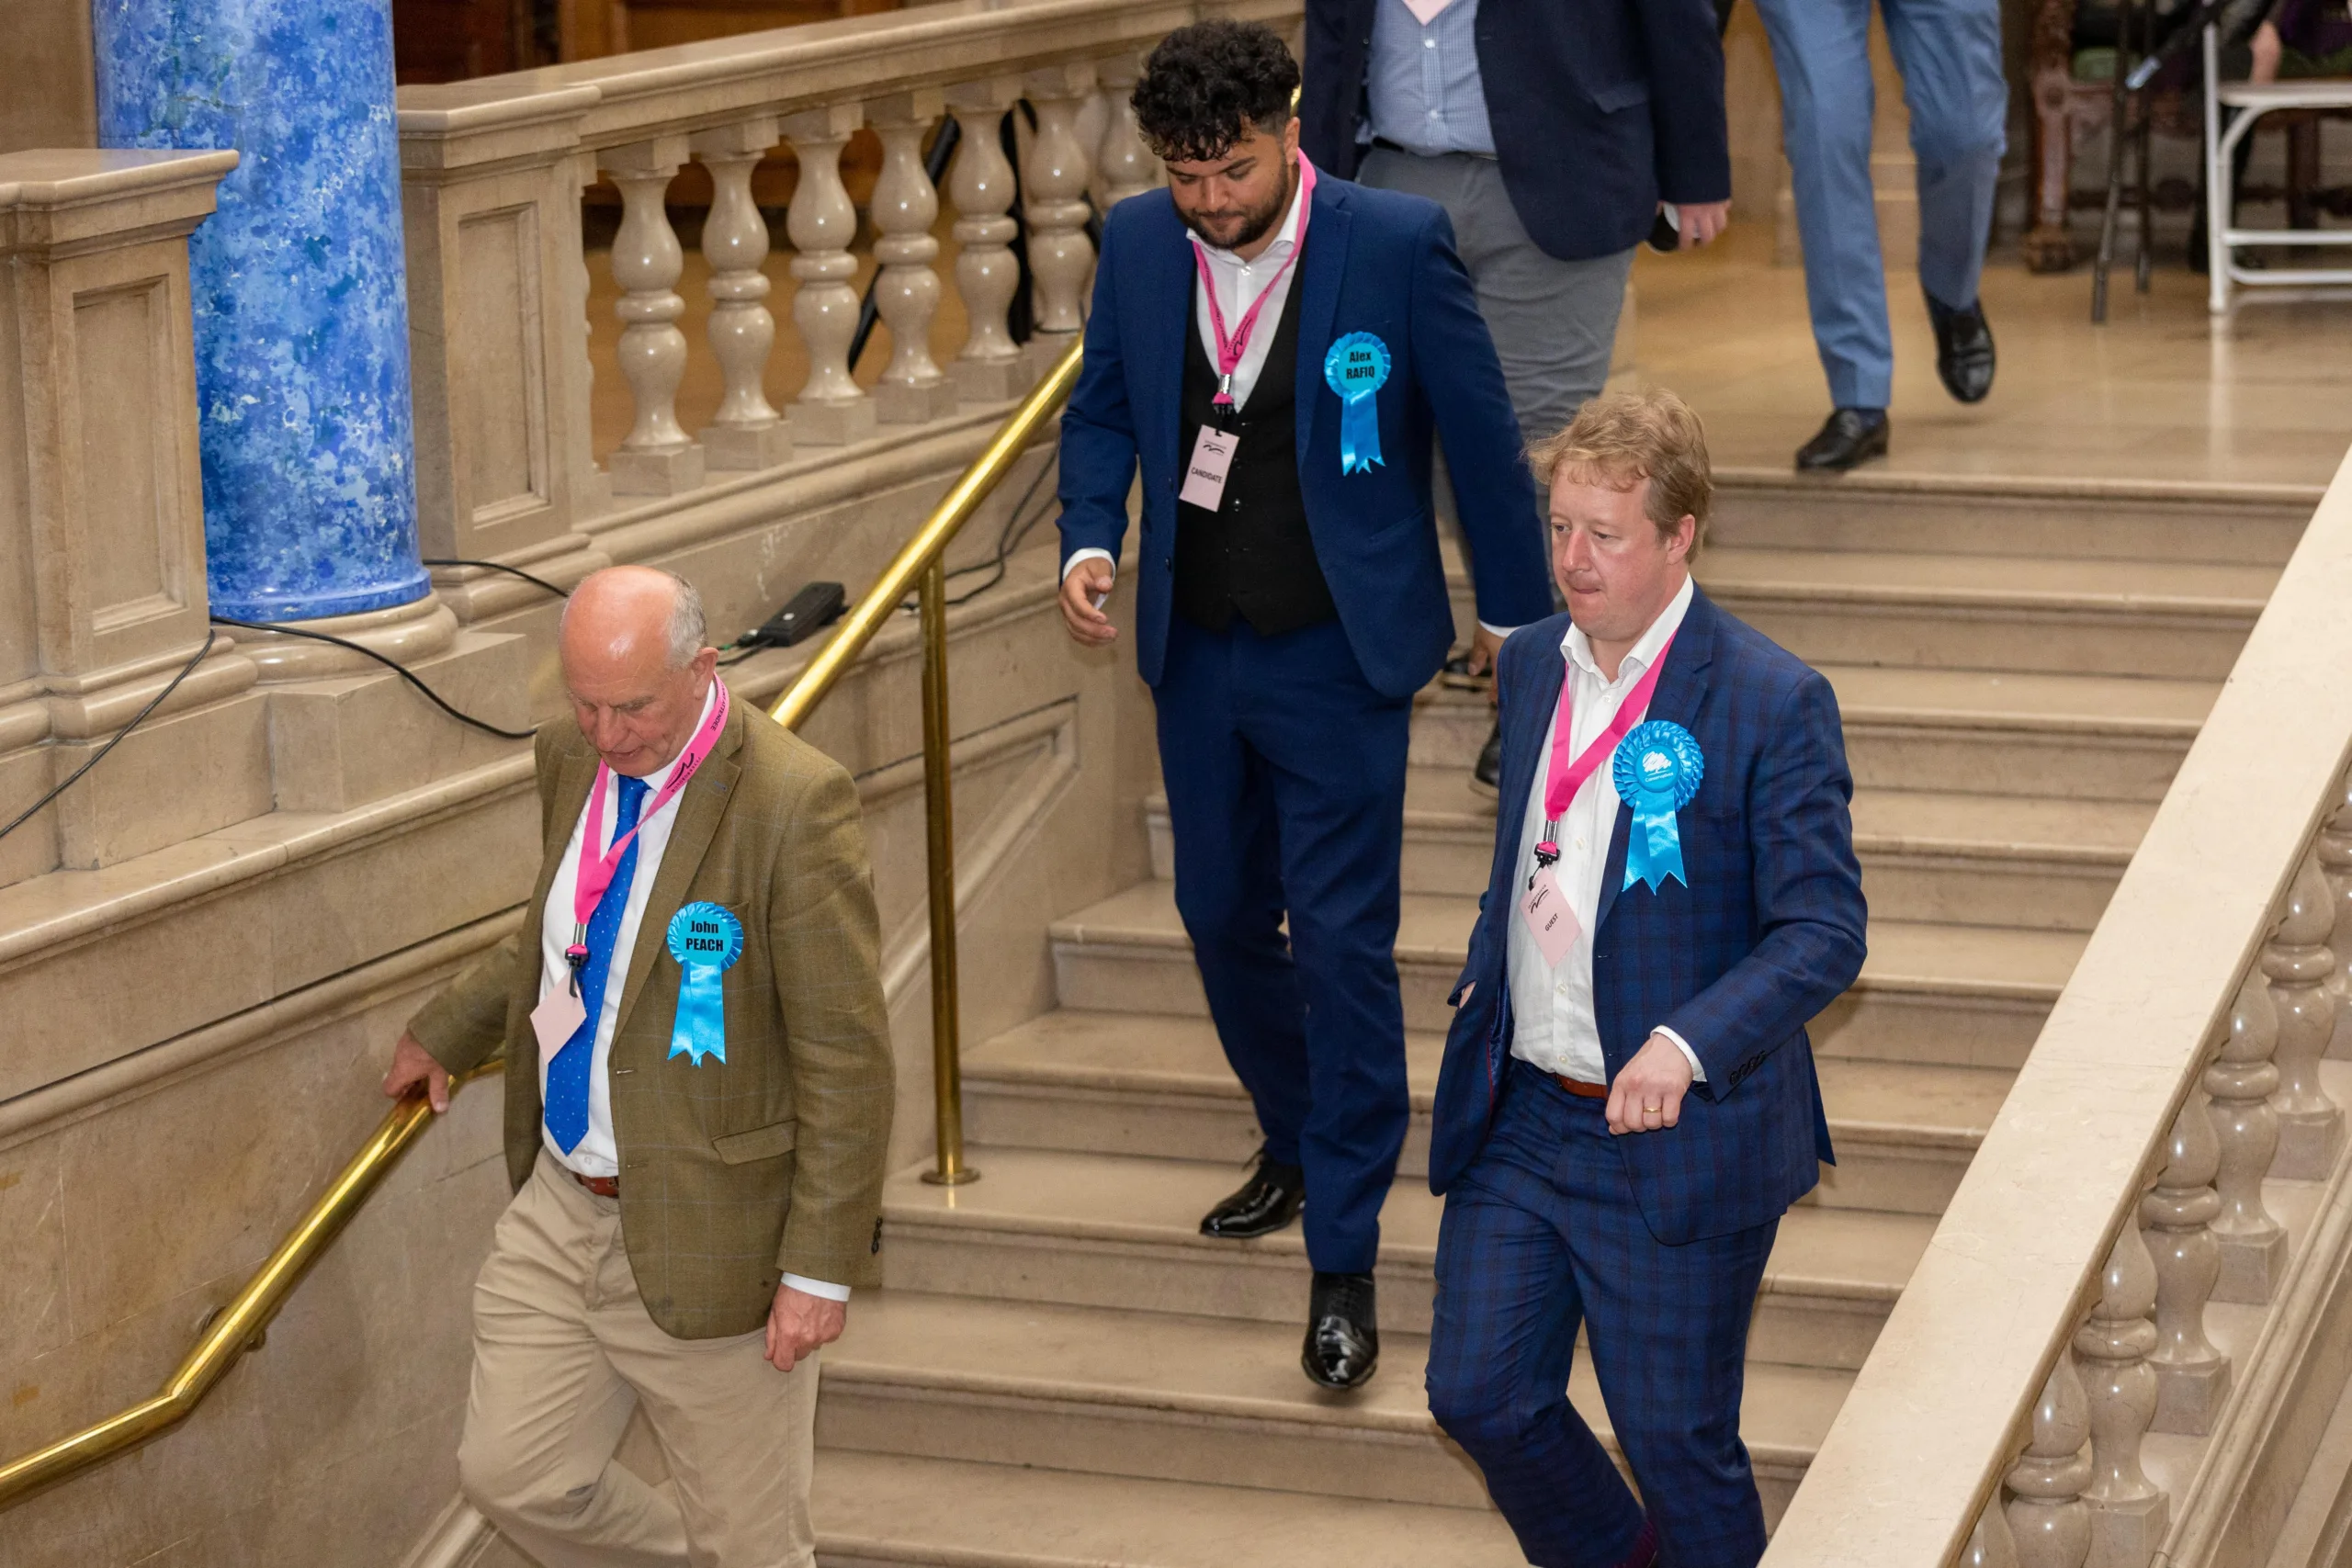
[1055,173,1554,701]
[1429,586,1870,1244]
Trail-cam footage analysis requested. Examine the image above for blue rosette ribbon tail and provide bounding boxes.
[1611,721,1704,893]
[665,901,744,1066]
[1323,331,1391,475]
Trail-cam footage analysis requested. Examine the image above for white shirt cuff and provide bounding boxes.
[1476,621,1519,638]
[1062,547,1115,581]
[1655,1026,1707,1084]
[782,1273,851,1303]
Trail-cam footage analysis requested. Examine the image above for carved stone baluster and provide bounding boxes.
[690,118,790,471]
[2207,972,2290,1302]
[2074,1224,2167,1568]
[1093,51,1160,209]
[1021,63,1098,350]
[2269,853,2345,1177]
[944,79,1034,403]
[2318,774,2352,1052]
[1965,1495,2022,1568]
[2006,1352,2092,1568]
[779,104,876,447]
[570,150,608,517]
[867,91,956,425]
[601,136,703,495]
[2143,1098,2228,1433]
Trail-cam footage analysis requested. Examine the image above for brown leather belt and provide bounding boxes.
[571,1170,621,1198]
[1555,1074,1609,1100]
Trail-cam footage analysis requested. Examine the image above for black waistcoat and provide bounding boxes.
[1170,278,1339,637]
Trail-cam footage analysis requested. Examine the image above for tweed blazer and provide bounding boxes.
[409,684,894,1338]
[1430,588,1868,1243]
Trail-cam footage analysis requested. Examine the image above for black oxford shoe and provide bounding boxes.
[1469,718,1503,800]
[1303,1270,1379,1390]
[1928,294,1996,404]
[1199,1155,1305,1240]
[1795,407,1890,473]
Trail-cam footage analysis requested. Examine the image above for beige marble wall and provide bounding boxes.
[0,0,95,156]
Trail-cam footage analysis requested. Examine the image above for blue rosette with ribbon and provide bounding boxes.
[665,901,744,1066]
[1611,721,1704,893]
[1322,331,1390,475]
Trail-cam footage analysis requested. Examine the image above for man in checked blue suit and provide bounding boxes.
[1056,20,1551,1390]
[1425,390,1867,1567]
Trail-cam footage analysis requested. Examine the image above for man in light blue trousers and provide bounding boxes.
[1750,0,2008,471]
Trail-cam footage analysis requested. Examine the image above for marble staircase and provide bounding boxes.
[800,471,2306,1565]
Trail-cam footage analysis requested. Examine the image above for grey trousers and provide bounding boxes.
[1356,145,1636,446]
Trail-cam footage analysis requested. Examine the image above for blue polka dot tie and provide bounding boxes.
[544,773,650,1154]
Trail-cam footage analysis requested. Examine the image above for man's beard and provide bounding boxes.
[1180,160,1295,253]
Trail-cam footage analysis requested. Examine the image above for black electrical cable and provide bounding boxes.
[0,631,223,848]
[899,455,1060,615]
[420,558,571,598]
[209,615,538,741]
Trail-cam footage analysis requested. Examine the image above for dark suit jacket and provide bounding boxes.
[1056,175,1553,700]
[410,686,895,1338]
[1300,0,1732,261]
[1429,589,1868,1243]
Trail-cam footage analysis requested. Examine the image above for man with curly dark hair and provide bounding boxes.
[1056,17,1552,1392]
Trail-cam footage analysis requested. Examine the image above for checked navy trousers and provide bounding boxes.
[1427,1058,1778,1568]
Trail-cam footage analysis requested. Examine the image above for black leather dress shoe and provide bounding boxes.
[1795,407,1890,473]
[1303,1270,1379,1389]
[1199,1155,1305,1239]
[1927,294,1996,404]
[1469,719,1502,799]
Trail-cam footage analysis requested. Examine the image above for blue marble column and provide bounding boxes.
[94,0,429,621]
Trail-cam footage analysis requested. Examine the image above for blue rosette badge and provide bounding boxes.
[1322,332,1391,475]
[666,901,744,1066]
[1611,721,1704,892]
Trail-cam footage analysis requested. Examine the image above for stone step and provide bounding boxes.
[1048,878,2084,1066]
[812,1450,1526,1566]
[1703,468,2315,566]
[1696,547,2268,682]
[880,1145,1930,1371]
[820,1292,1851,1521]
[1147,773,2147,931]
[962,1010,2011,1215]
[1409,665,2211,803]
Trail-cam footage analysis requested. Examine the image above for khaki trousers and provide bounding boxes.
[457,1154,819,1568]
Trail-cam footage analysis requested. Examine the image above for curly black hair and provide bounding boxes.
[1131,19,1300,164]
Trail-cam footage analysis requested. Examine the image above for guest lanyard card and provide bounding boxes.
[1180,426,1239,510]
[1519,865,1581,967]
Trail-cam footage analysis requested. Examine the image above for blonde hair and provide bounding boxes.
[1526,388,1713,559]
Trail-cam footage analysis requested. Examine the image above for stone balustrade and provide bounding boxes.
[1761,449,2352,1568]
[391,0,1301,608]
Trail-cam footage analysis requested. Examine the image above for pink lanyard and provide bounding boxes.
[565,681,731,973]
[1538,632,1677,842]
[1191,153,1317,407]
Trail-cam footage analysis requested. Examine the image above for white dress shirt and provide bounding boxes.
[1507,576,1705,1087]
[537,682,848,1303]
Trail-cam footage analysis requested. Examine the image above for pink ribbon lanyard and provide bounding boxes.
[1541,632,1677,827]
[569,681,731,946]
[1192,153,1317,407]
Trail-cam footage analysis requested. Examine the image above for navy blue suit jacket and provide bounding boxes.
[1056,175,1553,699]
[1429,588,1869,1244]
[1300,0,1731,262]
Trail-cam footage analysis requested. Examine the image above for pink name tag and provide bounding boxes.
[530,984,588,1057]
[1518,867,1582,968]
[1180,425,1239,510]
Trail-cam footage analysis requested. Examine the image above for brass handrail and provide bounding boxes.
[0,1061,502,1508]
[770,335,1085,1185]
[0,337,1084,1509]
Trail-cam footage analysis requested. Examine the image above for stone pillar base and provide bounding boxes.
[789,399,879,446]
[877,379,960,425]
[705,422,794,470]
[1024,330,1080,378]
[952,354,1036,404]
[610,443,707,496]
[2274,1108,2345,1180]
[2215,1226,2291,1303]
[2150,1357,2232,1436]
[2086,1494,2168,1568]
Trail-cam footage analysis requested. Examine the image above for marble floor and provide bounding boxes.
[583,219,2352,491]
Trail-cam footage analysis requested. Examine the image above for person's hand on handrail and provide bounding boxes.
[383,1031,452,1114]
